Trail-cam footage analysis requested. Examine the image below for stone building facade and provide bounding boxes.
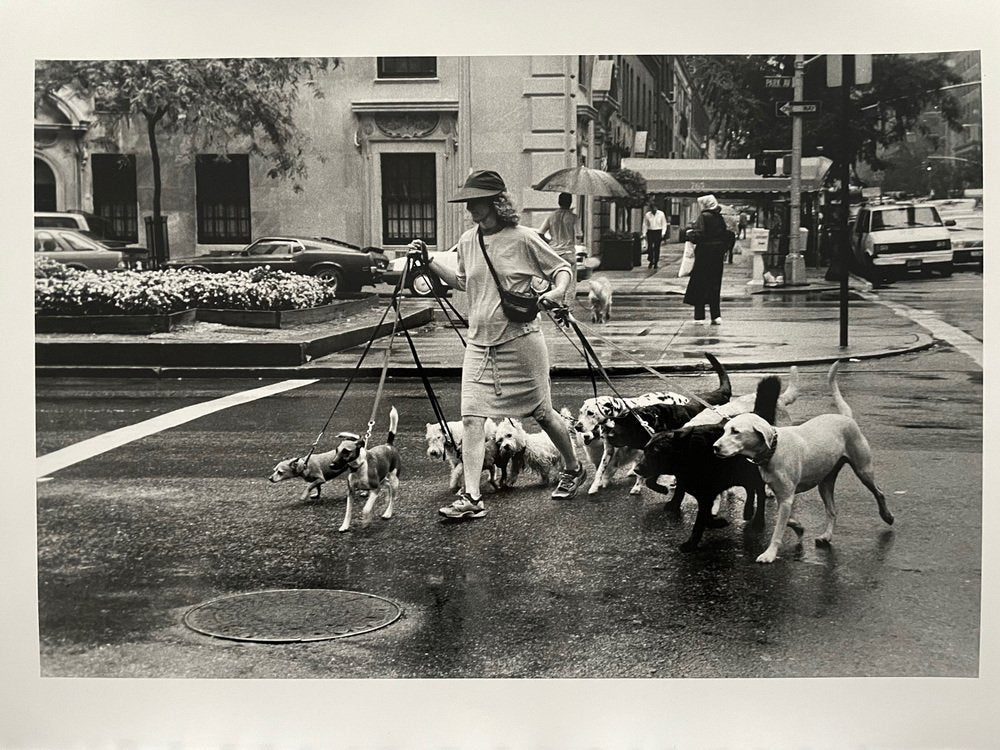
[34,55,710,259]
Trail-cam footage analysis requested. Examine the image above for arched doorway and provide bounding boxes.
[35,158,57,211]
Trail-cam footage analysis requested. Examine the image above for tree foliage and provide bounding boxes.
[687,54,965,173]
[35,57,338,184]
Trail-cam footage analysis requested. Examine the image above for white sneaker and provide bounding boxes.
[693,319,706,326]
[711,317,722,325]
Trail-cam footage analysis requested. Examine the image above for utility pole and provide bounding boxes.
[838,54,852,347]
[784,54,807,285]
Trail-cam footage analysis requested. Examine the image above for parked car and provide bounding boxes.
[945,213,983,270]
[34,228,127,271]
[35,211,137,250]
[850,203,954,281]
[163,236,387,295]
[383,242,590,297]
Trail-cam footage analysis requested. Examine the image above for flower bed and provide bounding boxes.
[34,261,360,331]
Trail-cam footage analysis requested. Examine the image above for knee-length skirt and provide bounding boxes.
[461,330,552,418]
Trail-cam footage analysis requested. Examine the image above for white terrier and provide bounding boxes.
[425,417,505,493]
[493,418,564,486]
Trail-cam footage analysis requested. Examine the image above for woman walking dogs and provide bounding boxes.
[407,170,588,521]
[683,194,733,326]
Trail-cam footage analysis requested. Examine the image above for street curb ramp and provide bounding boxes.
[34,308,434,368]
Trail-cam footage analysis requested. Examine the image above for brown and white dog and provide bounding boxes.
[587,274,614,323]
[713,362,895,563]
[270,406,401,533]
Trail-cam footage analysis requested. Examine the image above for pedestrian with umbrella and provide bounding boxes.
[537,192,579,304]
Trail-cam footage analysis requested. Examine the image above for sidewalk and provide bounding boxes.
[35,240,934,378]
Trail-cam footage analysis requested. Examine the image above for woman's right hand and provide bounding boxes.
[406,239,429,264]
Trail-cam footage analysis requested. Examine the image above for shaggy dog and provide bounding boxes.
[587,274,614,323]
[493,418,563,486]
[425,417,507,493]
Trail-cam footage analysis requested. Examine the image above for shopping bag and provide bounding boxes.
[678,241,696,278]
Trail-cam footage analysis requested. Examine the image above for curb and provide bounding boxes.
[34,334,936,379]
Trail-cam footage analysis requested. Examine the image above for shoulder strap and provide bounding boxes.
[478,228,507,295]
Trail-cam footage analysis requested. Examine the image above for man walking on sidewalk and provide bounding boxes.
[642,200,669,270]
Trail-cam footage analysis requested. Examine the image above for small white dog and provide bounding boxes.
[587,274,614,323]
[493,417,564,486]
[425,417,505,493]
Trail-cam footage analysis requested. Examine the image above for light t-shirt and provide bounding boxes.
[454,224,571,346]
[539,208,577,250]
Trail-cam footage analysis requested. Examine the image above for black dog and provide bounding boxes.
[632,376,782,551]
[601,352,732,451]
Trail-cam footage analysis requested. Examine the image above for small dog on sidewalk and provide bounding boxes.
[587,274,614,323]
[269,406,401,533]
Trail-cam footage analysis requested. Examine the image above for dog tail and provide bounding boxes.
[778,365,800,407]
[827,361,853,419]
[752,375,783,425]
[387,405,399,445]
[701,352,731,405]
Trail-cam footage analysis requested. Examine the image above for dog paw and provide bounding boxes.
[338,525,351,533]
[587,484,600,495]
[881,510,895,525]
[708,516,730,529]
[815,536,832,547]
[755,548,778,563]
[628,485,643,496]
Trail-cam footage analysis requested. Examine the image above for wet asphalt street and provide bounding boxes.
[33,274,983,679]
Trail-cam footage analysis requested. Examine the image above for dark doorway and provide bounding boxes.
[34,158,57,211]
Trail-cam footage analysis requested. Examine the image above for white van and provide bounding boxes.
[850,203,954,280]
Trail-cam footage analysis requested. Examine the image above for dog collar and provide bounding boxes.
[749,432,778,467]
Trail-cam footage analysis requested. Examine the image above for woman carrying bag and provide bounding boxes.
[407,170,587,521]
[683,194,734,326]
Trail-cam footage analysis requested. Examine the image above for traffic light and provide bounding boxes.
[754,154,777,176]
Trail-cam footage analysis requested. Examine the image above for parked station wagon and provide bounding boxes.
[164,236,388,295]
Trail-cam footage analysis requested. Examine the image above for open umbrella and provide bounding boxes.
[532,165,628,198]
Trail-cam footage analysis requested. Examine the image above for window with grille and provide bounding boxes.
[91,154,138,242]
[381,153,437,245]
[196,154,251,244]
[377,57,437,79]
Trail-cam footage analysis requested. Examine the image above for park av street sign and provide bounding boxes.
[775,100,822,118]
[765,75,794,89]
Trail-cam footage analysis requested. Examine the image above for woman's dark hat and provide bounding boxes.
[447,170,507,202]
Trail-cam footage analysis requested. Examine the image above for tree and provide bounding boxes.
[609,167,648,232]
[35,58,339,265]
[687,54,964,177]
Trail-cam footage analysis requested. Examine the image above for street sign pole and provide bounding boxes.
[784,54,807,285]
[839,54,852,347]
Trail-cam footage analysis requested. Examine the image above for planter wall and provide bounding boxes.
[195,293,377,329]
[598,238,638,271]
[35,309,197,334]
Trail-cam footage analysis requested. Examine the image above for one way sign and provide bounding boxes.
[775,100,822,118]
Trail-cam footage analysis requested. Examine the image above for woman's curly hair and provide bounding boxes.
[491,191,520,226]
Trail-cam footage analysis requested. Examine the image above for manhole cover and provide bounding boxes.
[183,589,402,643]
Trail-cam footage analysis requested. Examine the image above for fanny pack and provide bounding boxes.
[478,229,539,323]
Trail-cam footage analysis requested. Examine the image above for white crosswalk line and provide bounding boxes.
[36,379,319,478]
[860,291,982,367]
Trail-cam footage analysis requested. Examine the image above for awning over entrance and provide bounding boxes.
[621,156,834,197]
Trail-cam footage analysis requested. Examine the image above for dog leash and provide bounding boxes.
[302,255,412,462]
[542,304,656,437]
[565,313,722,414]
[362,295,403,446]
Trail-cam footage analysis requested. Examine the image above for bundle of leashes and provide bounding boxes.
[302,254,467,463]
